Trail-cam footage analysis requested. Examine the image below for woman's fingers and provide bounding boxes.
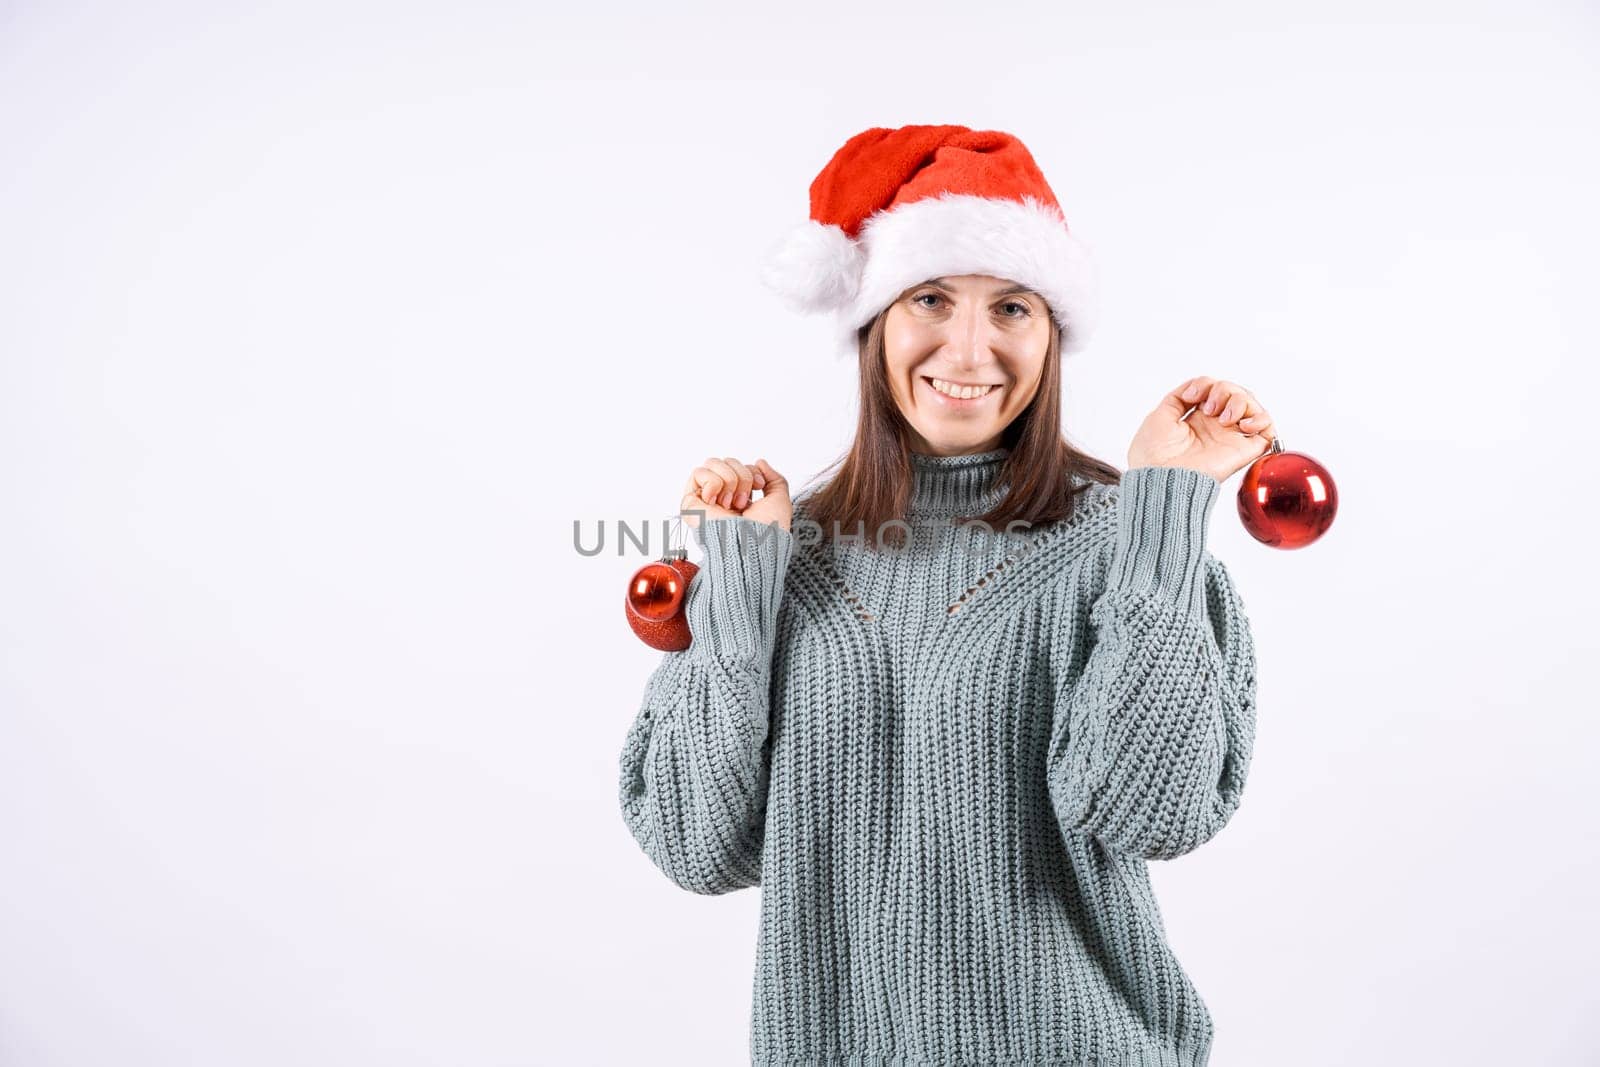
[1178,377,1275,440]
[1177,376,1235,421]
[751,458,788,501]
[1179,376,1215,406]
[1214,387,1276,442]
[1190,379,1249,423]
[685,462,727,520]
[1201,381,1231,416]
[681,468,734,527]
[699,456,737,507]
[1220,387,1265,430]
[680,455,775,525]
[1239,411,1275,440]
[1219,389,1252,425]
[723,456,754,509]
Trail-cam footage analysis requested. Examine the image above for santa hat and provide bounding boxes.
[759,124,1100,361]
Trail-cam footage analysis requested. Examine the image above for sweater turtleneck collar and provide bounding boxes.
[908,446,1011,515]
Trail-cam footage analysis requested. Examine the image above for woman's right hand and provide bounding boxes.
[680,456,792,533]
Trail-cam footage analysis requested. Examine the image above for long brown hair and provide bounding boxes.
[798,299,1123,551]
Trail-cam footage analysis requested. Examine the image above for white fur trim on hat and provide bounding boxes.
[826,192,1100,360]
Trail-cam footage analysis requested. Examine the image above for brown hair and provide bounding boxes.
[797,299,1123,552]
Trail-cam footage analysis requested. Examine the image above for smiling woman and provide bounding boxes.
[619,123,1265,1067]
[801,268,1121,552]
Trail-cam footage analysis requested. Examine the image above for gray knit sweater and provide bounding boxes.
[619,446,1258,1066]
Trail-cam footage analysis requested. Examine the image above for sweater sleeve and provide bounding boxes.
[1046,465,1259,861]
[617,516,794,895]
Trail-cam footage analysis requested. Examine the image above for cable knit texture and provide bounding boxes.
[618,446,1258,1066]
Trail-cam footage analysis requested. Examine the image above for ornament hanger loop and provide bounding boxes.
[666,513,688,558]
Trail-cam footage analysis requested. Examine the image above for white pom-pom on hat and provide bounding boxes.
[758,219,864,314]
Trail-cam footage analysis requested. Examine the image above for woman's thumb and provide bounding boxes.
[753,458,790,502]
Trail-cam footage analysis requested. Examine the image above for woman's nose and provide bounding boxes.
[944,309,1001,365]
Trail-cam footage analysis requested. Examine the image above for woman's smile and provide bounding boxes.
[920,374,1003,409]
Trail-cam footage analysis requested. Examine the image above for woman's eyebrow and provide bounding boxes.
[926,277,1036,297]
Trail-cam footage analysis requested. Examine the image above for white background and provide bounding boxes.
[3,1,1597,1064]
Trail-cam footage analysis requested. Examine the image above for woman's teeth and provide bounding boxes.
[927,377,997,399]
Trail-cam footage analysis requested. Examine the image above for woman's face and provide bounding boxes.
[882,274,1052,456]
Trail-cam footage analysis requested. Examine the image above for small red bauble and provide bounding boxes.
[1237,436,1338,549]
[625,548,699,651]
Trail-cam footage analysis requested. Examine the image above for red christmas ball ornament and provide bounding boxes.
[1236,436,1338,549]
[625,547,699,651]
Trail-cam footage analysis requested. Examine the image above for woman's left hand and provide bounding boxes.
[1127,376,1277,484]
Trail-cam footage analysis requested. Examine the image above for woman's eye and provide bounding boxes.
[912,293,1030,316]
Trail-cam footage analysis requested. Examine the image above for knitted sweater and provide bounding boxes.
[618,447,1258,1066]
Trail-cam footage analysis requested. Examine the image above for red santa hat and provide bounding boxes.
[759,124,1100,361]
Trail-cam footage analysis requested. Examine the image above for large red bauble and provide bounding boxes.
[1237,446,1338,549]
[625,553,699,651]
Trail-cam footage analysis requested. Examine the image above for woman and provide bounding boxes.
[618,125,1274,1067]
